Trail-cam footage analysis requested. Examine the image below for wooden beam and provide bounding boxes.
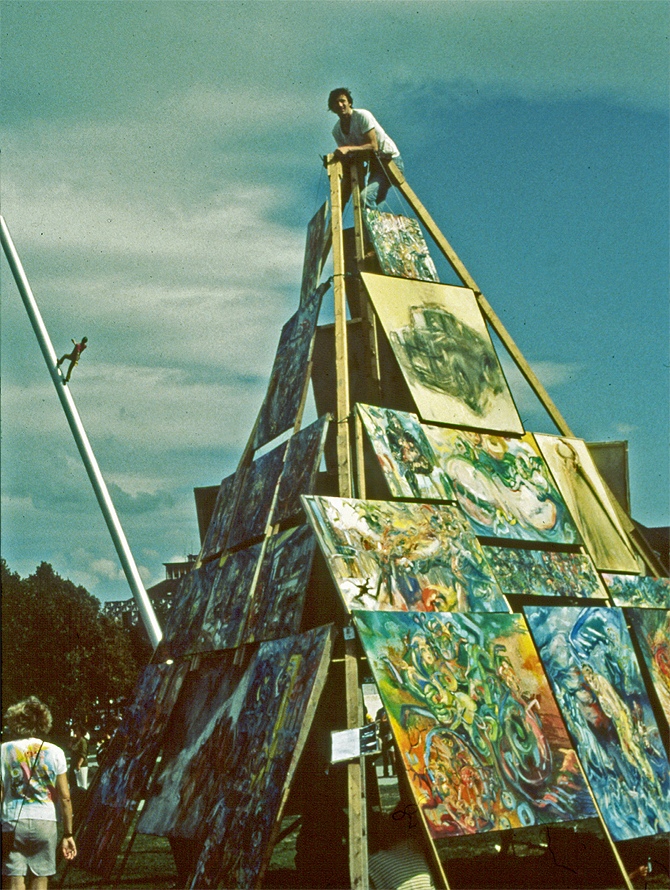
[345,633,368,890]
[384,159,575,438]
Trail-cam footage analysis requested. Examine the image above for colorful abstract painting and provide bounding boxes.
[227,442,288,549]
[524,606,670,840]
[302,495,508,613]
[603,573,670,608]
[139,625,333,889]
[357,403,453,500]
[200,472,238,560]
[535,434,639,574]
[627,609,670,724]
[196,543,263,652]
[361,272,523,434]
[300,201,330,306]
[160,560,221,658]
[424,429,580,546]
[364,210,439,282]
[253,281,329,450]
[354,611,596,838]
[76,661,188,876]
[483,546,607,599]
[273,415,330,524]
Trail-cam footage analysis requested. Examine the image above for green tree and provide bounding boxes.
[1,559,140,740]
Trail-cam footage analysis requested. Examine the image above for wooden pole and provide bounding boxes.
[345,634,368,890]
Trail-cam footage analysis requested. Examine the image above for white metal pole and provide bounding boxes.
[1,215,163,649]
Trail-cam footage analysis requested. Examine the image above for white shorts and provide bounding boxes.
[2,819,58,877]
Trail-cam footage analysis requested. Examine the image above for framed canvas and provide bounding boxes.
[160,560,221,658]
[273,414,330,524]
[302,495,508,613]
[357,403,453,500]
[200,473,238,561]
[602,573,670,608]
[227,442,288,549]
[627,609,670,723]
[299,201,330,306]
[424,428,580,545]
[524,606,670,840]
[353,610,595,838]
[360,272,523,434]
[482,546,607,599]
[364,209,439,282]
[535,434,640,574]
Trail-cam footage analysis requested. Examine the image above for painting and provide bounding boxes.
[196,543,263,652]
[602,573,670,608]
[360,272,523,434]
[364,209,439,282]
[354,610,596,838]
[524,606,670,840]
[627,609,670,724]
[424,428,581,546]
[535,434,640,574]
[273,415,330,524]
[302,495,508,613]
[227,442,288,549]
[482,546,607,599]
[300,201,330,306]
[160,560,221,658]
[139,625,333,889]
[357,403,453,500]
[76,660,188,876]
[253,281,328,450]
[200,472,238,560]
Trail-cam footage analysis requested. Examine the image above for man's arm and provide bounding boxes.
[335,128,378,158]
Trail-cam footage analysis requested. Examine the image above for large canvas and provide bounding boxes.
[302,495,508,613]
[364,209,439,282]
[140,626,333,889]
[535,434,639,573]
[603,573,670,608]
[200,472,238,560]
[227,442,288,549]
[300,201,330,305]
[357,403,453,500]
[361,272,523,434]
[197,543,263,652]
[273,415,330,524]
[483,546,607,599]
[627,609,670,724]
[353,611,595,837]
[524,606,670,840]
[160,561,220,658]
[424,428,580,545]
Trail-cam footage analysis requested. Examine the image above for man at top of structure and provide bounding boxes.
[328,87,404,209]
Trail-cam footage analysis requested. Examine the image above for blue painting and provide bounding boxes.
[482,546,607,599]
[200,473,238,561]
[197,543,263,652]
[273,415,330,524]
[227,442,288,549]
[603,573,670,609]
[160,560,220,658]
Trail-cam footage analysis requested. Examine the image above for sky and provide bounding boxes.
[1,0,668,603]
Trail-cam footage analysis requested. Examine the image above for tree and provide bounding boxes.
[1,559,141,742]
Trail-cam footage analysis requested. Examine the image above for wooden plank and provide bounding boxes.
[345,633,368,890]
[384,159,575,439]
[354,408,366,500]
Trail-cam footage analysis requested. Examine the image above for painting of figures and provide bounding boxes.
[227,442,288,548]
[200,472,238,560]
[139,626,333,889]
[273,415,330,524]
[197,543,263,652]
[627,610,670,724]
[254,281,328,450]
[483,546,607,599]
[424,429,580,546]
[300,201,330,305]
[603,573,670,608]
[354,611,595,838]
[524,606,670,840]
[364,210,439,282]
[357,403,453,500]
[160,561,221,658]
[302,496,508,613]
[360,272,523,434]
[535,434,639,574]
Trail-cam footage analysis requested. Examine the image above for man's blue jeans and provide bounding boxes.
[361,155,405,210]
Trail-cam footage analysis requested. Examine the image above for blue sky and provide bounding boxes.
[2,1,668,601]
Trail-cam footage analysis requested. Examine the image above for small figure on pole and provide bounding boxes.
[57,336,88,384]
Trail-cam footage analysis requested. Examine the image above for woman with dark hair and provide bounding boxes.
[1,697,77,889]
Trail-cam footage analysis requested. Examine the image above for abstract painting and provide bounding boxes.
[302,495,508,613]
[627,609,670,723]
[524,606,670,840]
[139,625,333,889]
[196,543,263,652]
[357,403,453,500]
[300,201,330,306]
[273,415,330,524]
[353,610,596,838]
[535,434,640,573]
[160,560,221,658]
[361,272,523,434]
[200,472,238,560]
[364,209,439,282]
[424,428,581,545]
[602,573,670,608]
[227,442,288,549]
[482,546,607,599]
[253,281,329,450]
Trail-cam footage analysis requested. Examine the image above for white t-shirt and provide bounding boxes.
[332,108,400,158]
[1,738,67,823]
